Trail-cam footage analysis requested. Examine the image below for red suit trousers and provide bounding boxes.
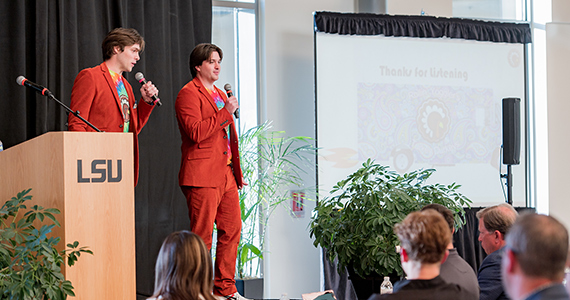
[182,166,241,296]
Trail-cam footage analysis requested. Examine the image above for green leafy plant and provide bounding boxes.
[309,159,471,278]
[0,189,92,300]
[235,122,316,279]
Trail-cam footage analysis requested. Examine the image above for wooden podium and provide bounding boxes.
[0,131,136,299]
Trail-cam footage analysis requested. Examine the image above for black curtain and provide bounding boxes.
[0,1,211,298]
[453,208,487,273]
[314,11,532,44]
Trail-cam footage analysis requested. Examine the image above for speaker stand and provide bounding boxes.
[500,165,513,205]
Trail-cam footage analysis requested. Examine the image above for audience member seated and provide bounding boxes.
[368,210,473,300]
[148,230,217,300]
[502,213,570,300]
[421,203,480,299]
[477,203,518,300]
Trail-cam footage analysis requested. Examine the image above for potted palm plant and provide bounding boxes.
[232,122,316,298]
[309,159,471,299]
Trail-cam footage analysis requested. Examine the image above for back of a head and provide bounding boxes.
[151,231,216,300]
[476,203,518,237]
[505,213,569,280]
[421,203,454,233]
[102,28,145,61]
[395,210,452,264]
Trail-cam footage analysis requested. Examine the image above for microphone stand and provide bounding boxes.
[46,92,101,132]
[500,164,513,205]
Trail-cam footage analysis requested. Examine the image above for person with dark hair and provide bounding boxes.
[68,27,158,186]
[368,210,473,300]
[421,204,479,299]
[148,231,217,300]
[477,203,519,300]
[502,213,570,300]
[175,43,245,300]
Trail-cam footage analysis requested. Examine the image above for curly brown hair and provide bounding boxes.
[395,210,451,264]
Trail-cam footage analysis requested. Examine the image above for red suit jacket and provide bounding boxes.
[68,62,154,185]
[175,77,243,188]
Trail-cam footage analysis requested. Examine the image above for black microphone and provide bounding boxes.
[135,72,162,106]
[16,76,53,97]
[224,83,239,119]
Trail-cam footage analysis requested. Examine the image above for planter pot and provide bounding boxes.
[346,266,400,300]
[235,278,264,299]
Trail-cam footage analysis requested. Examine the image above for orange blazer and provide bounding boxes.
[175,77,243,188]
[68,62,154,185]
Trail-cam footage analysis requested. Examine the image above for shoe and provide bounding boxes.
[215,292,252,300]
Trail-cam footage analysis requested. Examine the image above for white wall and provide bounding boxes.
[547,0,570,229]
[387,0,452,17]
[552,0,570,22]
[262,0,353,298]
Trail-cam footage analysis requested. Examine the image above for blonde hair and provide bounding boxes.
[150,231,216,300]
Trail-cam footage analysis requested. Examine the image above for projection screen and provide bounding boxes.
[315,30,527,207]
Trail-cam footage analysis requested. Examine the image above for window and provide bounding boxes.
[212,0,262,278]
[527,1,551,213]
[212,1,259,134]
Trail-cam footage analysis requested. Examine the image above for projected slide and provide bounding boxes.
[316,33,526,206]
[358,83,498,172]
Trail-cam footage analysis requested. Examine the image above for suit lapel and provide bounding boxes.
[100,62,123,113]
[193,78,219,113]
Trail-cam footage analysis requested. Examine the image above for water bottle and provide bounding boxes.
[380,276,393,294]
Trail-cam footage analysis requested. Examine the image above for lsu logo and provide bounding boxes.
[77,159,122,183]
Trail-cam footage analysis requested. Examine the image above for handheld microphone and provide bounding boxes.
[16,76,53,97]
[224,83,239,119]
[135,72,162,106]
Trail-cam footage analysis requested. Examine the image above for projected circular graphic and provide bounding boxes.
[508,49,521,68]
[417,98,450,143]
